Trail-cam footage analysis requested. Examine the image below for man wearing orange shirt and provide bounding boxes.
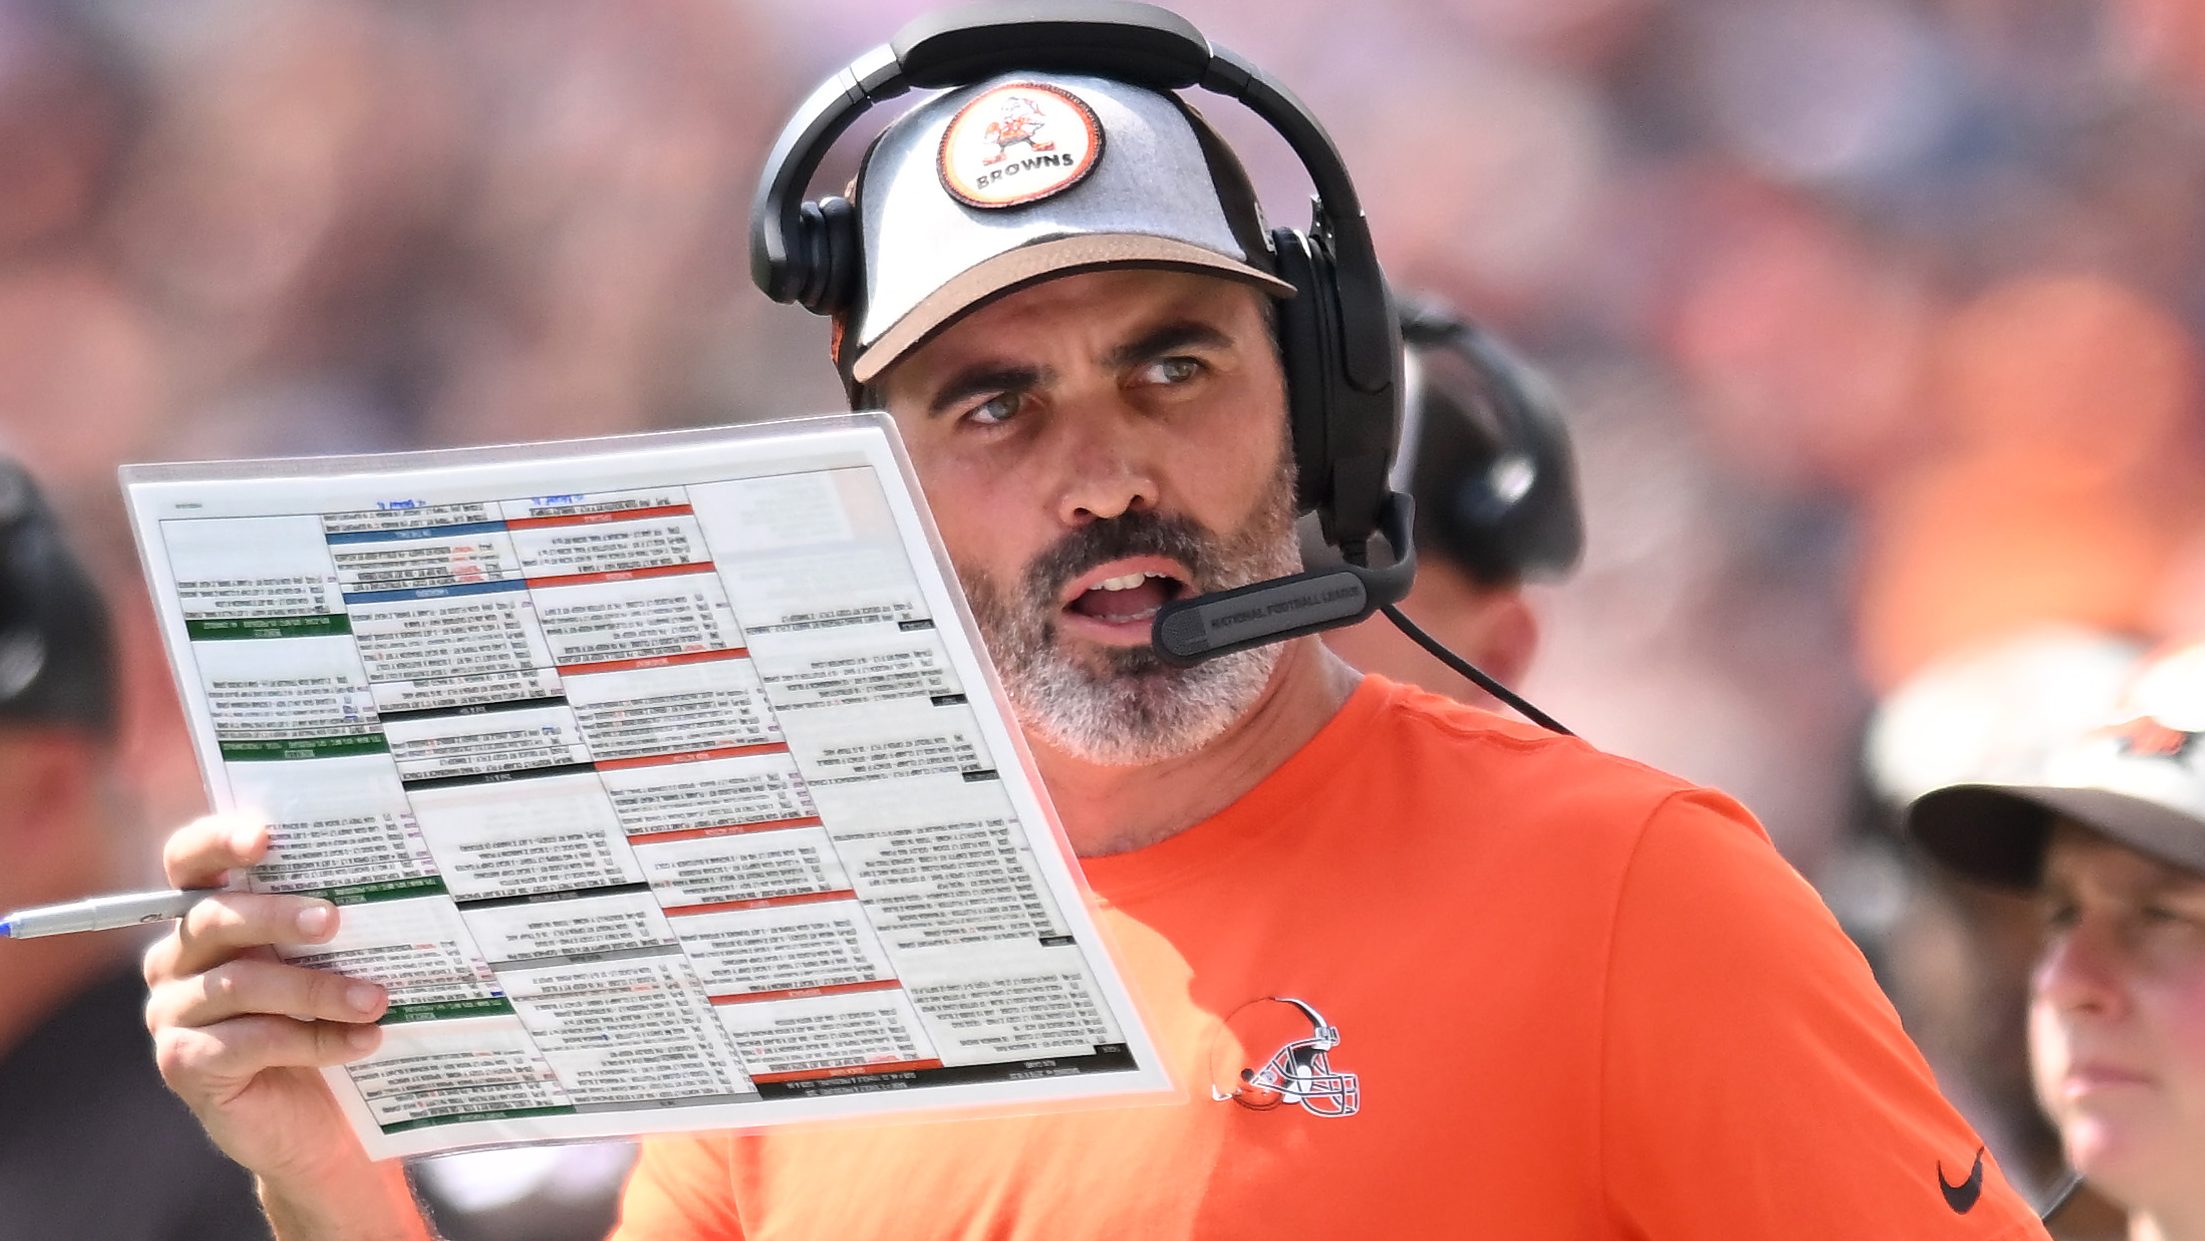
[140,6,2048,1238]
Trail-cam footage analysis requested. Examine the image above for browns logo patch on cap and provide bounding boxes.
[2096,642,2205,759]
[937,82,1103,209]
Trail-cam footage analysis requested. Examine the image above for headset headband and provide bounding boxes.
[0,461,115,734]
[748,0,1393,397]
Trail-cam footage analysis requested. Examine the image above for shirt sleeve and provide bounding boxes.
[608,1134,746,1241]
[1600,788,2051,1240]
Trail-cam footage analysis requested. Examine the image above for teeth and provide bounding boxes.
[1095,573,1148,591]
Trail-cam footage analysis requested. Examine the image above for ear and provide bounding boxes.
[1461,590,1538,692]
[1396,557,1542,692]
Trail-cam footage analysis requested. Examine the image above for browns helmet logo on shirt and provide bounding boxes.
[938,82,1103,209]
[1208,996,1361,1118]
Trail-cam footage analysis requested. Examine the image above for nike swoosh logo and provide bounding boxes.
[1938,1147,1986,1215]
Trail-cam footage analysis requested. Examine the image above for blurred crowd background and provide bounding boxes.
[2,0,2201,1236]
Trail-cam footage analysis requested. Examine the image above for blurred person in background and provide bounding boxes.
[0,456,268,1240]
[1323,293,1584,698]
[1848,626,2157,1238]
[1907,638,2205,1240]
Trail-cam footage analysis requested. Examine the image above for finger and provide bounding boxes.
[161,814,273,889]
[150,958,388,1029]
[144,931,280,992]
[166,892,341,979]
[154,1014,382,1093]
[144,946,276,1025]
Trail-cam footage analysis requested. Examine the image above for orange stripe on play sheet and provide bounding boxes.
[626,816,823,845]
[525,561,714,590]
[506,504,695,529]
[557,647,749,676]
[708,978,903,1006]
[660,888,857,917]
[750,1057,944,1084]
[593,741,786,772]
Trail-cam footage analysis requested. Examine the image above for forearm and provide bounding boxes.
[260,1160,439,1241]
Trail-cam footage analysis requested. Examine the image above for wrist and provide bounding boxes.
[260,1160,435,1241]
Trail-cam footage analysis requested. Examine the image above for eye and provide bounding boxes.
[962,391,1023,427]
[2039,900,2080,934]
[1139,356,1204,386]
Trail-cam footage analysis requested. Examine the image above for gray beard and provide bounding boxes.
[959,464,1302,767]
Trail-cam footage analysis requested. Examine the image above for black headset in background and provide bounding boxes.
[1394,293,1584,587]
[750,1,1568,732]
[0,459,115,734]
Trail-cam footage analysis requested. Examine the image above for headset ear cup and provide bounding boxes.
[812,196,862,316]
[1269,228,1331,524]
[1452,327,1583,579]
[1272,225,1394,550]
[793,197,863,315]
[793,201,826,310]
[1399,309,1585,581]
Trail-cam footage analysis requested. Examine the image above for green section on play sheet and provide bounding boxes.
[306,876,448,905]
[219,734,389,761]
[379,997,518,1025]
[187,614,351,641]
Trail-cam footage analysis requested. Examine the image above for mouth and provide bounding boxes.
[1055,556,1194,646]
[2063,1062,2156,1098]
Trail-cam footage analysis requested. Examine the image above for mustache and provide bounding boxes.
[1022,510,1219,604]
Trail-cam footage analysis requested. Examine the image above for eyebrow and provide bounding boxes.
[1103,319,1235,372]
[2126,873,2205,901]
[2040,866,2205,903]
[925,363,1048,419]
[918,317,1239,418]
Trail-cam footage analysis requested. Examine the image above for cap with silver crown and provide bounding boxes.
[1906,639,2205,886]
[844,70,1293,386]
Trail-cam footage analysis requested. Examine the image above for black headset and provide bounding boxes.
[1395,294,1584,586]
[0,458,115,734]
[749,0,1403,562]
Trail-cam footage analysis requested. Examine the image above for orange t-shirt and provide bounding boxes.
[611,676,2049,1240]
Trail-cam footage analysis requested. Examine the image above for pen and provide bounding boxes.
[0,888,221,939]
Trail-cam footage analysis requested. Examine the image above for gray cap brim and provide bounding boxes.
[850,234,1293,385]
[1907,783,2205,888]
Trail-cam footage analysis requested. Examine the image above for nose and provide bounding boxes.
[1048,393,1161,526]
[2033,917,2130,1020]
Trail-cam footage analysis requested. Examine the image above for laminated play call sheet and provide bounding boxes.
[124,415,1167,1158]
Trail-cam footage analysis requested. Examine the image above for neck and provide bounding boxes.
[1027,636,1363,857]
